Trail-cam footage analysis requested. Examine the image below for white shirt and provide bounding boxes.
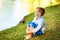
[32,16,46,34]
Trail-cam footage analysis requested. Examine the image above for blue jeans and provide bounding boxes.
[27,22,43,35]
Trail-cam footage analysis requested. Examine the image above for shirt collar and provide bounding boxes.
[36,16,43,19]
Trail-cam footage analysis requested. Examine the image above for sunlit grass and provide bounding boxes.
[0,4,60,40]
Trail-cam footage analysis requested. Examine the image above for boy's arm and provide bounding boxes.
[32,19,44,34]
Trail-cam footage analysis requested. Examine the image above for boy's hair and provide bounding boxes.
[36,7,45,16]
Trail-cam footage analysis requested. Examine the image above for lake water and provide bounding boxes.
[0,0,30,31]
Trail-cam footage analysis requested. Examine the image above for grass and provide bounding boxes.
[0,4,60,40]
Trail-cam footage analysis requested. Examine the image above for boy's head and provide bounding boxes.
[35,7,45,17]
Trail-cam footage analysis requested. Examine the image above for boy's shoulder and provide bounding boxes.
[39,16,44,21]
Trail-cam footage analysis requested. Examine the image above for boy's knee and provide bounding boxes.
[27,22,33,27]
[27,22,31,25]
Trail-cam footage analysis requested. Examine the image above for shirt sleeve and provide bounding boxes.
[32,19,44,34]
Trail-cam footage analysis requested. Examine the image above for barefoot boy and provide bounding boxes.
[25,7,45,40]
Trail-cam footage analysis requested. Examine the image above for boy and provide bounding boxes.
[25,7,45,40]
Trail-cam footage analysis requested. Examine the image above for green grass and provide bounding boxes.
[0,4,60,40]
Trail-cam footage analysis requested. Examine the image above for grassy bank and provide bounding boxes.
[0,4,60,40]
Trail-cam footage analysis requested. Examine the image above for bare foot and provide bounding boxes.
[24,35,32,40]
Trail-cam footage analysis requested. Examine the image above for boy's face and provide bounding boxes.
[35,9,41,17]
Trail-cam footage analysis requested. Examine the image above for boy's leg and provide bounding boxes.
[26,22,34,34]
[25,22,36,40]
[26,26,34,34]
[25,26,34,40]
[26,26,34,36]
